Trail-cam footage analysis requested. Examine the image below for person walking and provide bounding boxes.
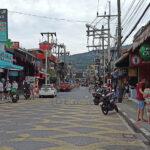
[0,80,4,101]
[5,80,11,100]
[143,82,150,124]
[136,79,146,122]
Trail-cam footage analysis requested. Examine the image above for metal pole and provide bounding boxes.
[102,25,105,84]
[45,33,50,85]
[117,0,122,58]
[45,50,48,84]
[108,1,111,62]
[64,46,66,63]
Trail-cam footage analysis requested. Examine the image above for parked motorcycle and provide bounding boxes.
[10,88,19,103]
[92,87,110,105]
[100,91,118,115]
[92,88,103,105]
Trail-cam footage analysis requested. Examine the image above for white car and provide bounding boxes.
[39,84,57,98]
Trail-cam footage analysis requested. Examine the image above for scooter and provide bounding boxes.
[92,87,110,105]
[92,88,103,105]
[24,88,31,100]
[10,88,19,103]
[100,91,118,115]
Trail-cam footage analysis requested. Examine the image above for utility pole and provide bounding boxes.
[117,0,122,58]
[107,1,111,62]
[101,25,105,83]
[41,32,56,84]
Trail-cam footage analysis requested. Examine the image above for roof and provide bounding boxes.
[115,52,129,68]
[133,21,150,50]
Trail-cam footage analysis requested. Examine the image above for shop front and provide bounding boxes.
[0,51,23,80]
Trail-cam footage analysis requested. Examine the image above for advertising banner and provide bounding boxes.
[39,42,53,51]
[0,51,13,63]
[0,9,8,42]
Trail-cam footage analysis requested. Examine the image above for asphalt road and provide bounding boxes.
[0,87,149,150]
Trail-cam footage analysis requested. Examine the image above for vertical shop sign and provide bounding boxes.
[0,9,8,42]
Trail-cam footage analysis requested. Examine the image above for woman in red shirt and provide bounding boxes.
[136,79,146,122]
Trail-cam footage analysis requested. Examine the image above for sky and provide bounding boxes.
[1,0,150,54]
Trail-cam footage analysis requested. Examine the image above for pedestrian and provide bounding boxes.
[33,83,39,99]
[124,81,129,99]
[4,80,11,100]
[143,82,150,124]
[136,78,147,122]
[12,81,18,90]
[0,80,4,100]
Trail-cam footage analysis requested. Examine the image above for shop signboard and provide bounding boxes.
[0,9,8,42]
[0,51,13,63]
[140,44,150,61]
[39,42,53,51]
[130,54,142,66]
[8,70,18,76]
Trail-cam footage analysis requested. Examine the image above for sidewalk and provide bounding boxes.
[118,98,150,142]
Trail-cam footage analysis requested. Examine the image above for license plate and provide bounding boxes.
[13,95,16,98]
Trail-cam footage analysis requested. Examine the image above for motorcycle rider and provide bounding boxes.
[12,81,18,90]
[23,81,31,99]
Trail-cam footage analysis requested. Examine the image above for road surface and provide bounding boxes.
[0,87,149,150]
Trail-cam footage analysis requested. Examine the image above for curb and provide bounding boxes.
[118,107,150,144]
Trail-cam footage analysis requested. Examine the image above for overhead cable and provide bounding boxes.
[122,2,150,44]
[8,10,88,23]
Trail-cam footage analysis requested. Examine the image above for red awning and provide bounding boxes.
[48,55,58,63]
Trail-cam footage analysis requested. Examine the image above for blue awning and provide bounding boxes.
[0,60,23,71]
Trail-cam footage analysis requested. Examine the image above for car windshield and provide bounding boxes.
[42,85,51,89]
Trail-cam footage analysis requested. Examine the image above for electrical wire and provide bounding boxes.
[122,2,150,44]
[8,10,88,23]
[122,0,137,24]
[123,0,146,33]
[122,0,145,27]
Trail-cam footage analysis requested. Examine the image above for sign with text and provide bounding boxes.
[140,44,150,61]
[0,9,8,42]
[0,51,13,63]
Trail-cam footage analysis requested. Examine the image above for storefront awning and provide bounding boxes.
[115,53,129,68]
[0,60,23,71]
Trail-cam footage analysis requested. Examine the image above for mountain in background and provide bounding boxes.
[62,45,132,72]
[64,50,95,72]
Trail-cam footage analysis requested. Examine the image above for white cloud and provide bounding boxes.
[1,0,150,54]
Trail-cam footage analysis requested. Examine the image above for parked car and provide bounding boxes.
[39,84,57,98]
[59,82,72,92]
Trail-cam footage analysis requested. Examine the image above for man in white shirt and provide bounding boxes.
[0,81,4,100]
[5,80,12,99]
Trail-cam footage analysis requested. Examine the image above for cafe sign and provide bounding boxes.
[140,44,150,61]
[0,9,8,42]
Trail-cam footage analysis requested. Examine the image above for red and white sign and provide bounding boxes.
[130,54,142,66]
